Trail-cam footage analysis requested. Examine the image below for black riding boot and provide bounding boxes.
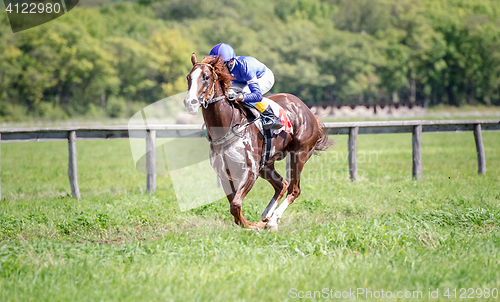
[261,106,283,130]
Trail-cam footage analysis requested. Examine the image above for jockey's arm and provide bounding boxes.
[242,77,263,103]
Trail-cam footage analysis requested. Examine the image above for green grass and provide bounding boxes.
[1,132,500,301]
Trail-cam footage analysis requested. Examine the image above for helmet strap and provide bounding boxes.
[226,59,235,72]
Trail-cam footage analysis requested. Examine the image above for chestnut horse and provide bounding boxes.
[184,54,333,230]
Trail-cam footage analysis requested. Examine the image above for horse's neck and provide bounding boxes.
[202,88,241,140]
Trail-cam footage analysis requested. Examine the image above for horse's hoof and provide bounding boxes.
[266,223,278,232]
[244,221,265,230]
[254,221,266,229]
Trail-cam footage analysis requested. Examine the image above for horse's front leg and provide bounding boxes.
[220,171,264,229]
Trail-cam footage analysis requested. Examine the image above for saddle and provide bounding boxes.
[239,98,293,135]
[238,98,293,169]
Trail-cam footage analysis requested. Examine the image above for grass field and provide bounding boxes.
[1,131,499,301]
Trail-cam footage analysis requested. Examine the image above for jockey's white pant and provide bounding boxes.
[230,67,275,107]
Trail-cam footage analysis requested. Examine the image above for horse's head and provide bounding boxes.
[184,53,233,115]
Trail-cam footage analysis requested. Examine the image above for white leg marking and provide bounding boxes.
[261,199,278,221]
[267,198,290,230]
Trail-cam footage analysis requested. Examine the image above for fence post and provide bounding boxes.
[473,124,486,175]
[286,154,291,183]
[412,125,422,180]
[146,130,157,193]
[68,131,81,199]
[348,127,359,181]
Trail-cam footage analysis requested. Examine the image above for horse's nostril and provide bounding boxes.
[191,99,198,106]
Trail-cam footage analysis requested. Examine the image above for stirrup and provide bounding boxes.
[261,115,282,130]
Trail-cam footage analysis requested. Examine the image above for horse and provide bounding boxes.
[183,53,333,230]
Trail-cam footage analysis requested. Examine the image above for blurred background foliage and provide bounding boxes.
[0,0,500,120]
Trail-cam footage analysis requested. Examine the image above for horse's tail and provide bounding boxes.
[313,121,335,155]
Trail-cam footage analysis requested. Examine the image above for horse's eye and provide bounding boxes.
[203,73,210,81]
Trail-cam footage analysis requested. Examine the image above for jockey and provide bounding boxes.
[209,43,283,130]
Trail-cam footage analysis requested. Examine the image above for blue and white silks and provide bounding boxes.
[229,56,275,105]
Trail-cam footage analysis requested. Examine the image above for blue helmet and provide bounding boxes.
[209,43,236,62]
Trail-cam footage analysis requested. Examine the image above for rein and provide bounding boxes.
[194,62,250,146]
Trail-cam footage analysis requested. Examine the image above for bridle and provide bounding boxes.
[193,63,226,109]
[191,62,254,146]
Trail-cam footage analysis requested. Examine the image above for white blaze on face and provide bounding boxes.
[184,68,202,115]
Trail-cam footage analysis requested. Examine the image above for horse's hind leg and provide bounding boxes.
[267,149,312,231]
[259,164,289,222]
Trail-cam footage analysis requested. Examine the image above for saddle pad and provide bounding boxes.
[265,97,293,134]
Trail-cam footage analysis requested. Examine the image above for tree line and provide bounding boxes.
[1,0,499,120]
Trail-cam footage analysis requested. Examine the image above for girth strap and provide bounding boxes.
[260,129,272,169]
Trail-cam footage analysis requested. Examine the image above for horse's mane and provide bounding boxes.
[201,55,234,93]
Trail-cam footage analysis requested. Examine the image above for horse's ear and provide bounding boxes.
[191,53,197,66]
[215,55,222,64]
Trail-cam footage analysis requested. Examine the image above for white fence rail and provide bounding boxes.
[1,120,499,199]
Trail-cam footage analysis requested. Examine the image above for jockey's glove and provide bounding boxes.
[228,91,243,102]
